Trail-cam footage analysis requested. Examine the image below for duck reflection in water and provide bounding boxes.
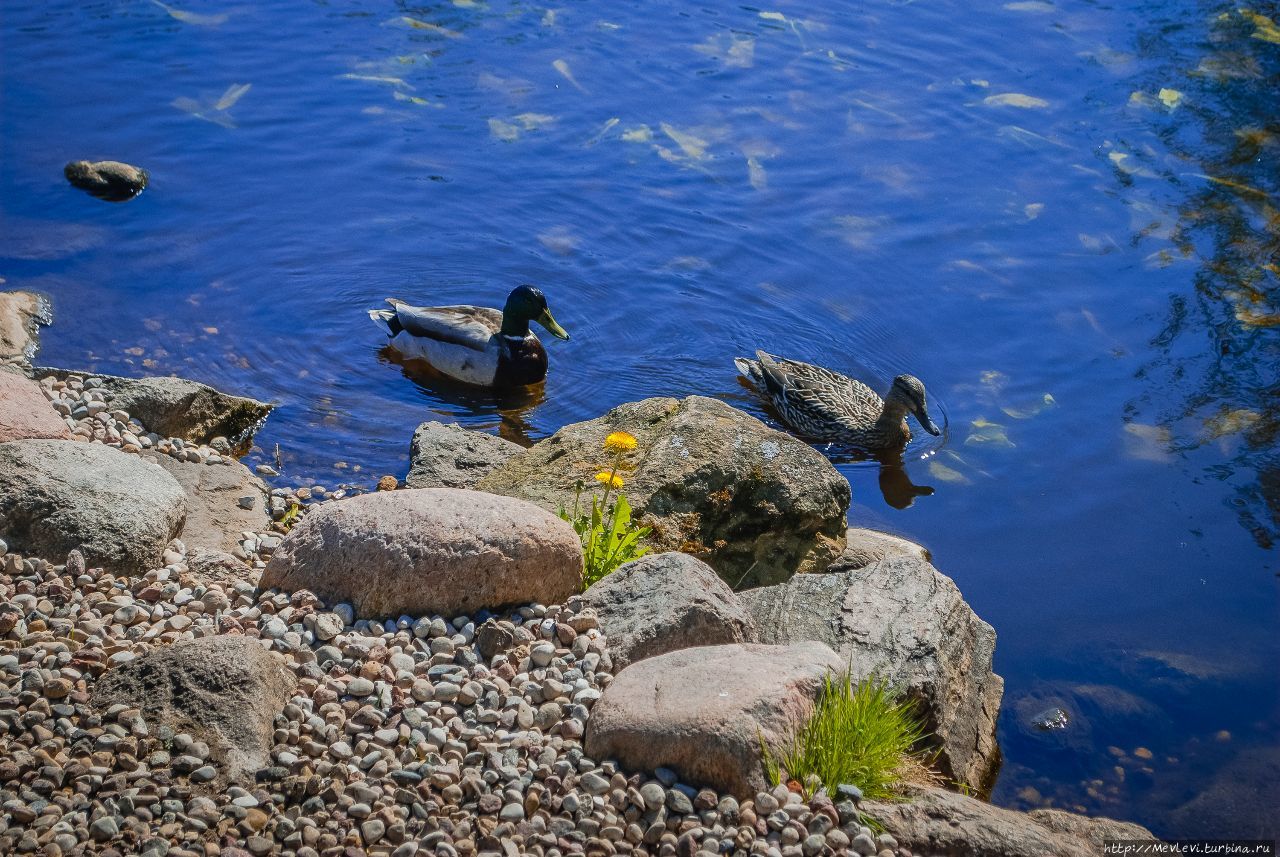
[379,346,543,446]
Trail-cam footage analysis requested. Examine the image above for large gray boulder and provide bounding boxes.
[863,786,1154,857]
[0,439,186,575]
[585,641,843,797]
[260,488,583,618]
[479,396,850,588]
[406,420,522,489]
[0,372,71,443]
[578,552,756,669]
[92,636,296,787]
[34,369,272,444]
[0,290,49,372]
[739,556,1003,791]
[143,451,270,553]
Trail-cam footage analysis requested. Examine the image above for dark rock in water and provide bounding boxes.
[92,636,296,787]
[64,159,149,201]
[1032,706,1070,731]
[1167,745,1280,838]
[34,368,272,445]
[405,420,521,489]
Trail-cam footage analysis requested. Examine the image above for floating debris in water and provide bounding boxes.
[151,0,228,26]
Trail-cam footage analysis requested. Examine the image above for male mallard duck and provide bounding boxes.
[734,350,941,448]
[369,285,569,387]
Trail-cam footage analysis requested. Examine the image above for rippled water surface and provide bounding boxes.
[4,0,1279,835]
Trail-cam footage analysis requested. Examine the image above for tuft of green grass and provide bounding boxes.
[762,671,930,802]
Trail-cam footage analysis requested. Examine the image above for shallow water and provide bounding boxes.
[3,0,1279,834]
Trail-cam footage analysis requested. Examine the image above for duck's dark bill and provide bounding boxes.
[922,417,942,436]
[536,308,570,340]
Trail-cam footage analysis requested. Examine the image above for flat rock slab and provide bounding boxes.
[585,641,842,797]
[479,396,850,588]
[0,290,49,371]
[579,552,756,670]
[0,371,71,443]
[405,420,523,489]
[863,786,1154,857]
[739,557,1004,791]
[143,451,269,553]
[34,368,272,445]
[840,526,930,569]
[92,636,296,787]
[260,488,583,618]
[0,439,186,575]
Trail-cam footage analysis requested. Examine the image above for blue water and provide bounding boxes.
[3,0,1278,835]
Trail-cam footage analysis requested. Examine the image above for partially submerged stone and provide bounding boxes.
[0,289,50,371]
[64,159,149,201]
[34,369,272,444]
[585,641,843,797]
[260,488,583,618]
[839,526,930,569]
[0,372,71,443]
[862,786,1154,857]
[406,420,522,489]
[578,551,756,669]
[479,396,850,587]
[92,636,296,787]
[739,557,1003,791]
[0,439,186,575]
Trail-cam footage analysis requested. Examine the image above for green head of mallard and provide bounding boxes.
[889,374,941,436]
[501,284,570,341]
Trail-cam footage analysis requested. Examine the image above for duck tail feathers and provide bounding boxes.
[369,308,401,337]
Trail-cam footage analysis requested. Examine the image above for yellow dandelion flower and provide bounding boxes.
[604,431,638,453]
[594,471,624,490]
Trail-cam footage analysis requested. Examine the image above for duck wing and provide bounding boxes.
[755,351,882,424]
[389,301,502,352]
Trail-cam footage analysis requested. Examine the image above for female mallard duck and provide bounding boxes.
[734,350,941,449]
[369,284,569,387]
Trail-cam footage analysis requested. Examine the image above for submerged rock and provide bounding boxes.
[0,372,71,443]
[479,395,850,587]
[35,369,272,444]
[0,289,50,371]
[405,420,522,489]
[92,636,296,787]
[578,551,756,669]
[738,556,1004,791]
[64,159,149,201]
[585,641,842,797]
[0,439,186,575]
[260,488,583,617]
[862,786,1154,857]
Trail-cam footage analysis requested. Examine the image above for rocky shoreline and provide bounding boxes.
[0,289,1155,856]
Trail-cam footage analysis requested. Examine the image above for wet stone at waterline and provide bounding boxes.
[64,159,149,201]
[1032,707,1071,731]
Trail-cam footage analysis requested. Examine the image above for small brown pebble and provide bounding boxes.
[377,475,398,491]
